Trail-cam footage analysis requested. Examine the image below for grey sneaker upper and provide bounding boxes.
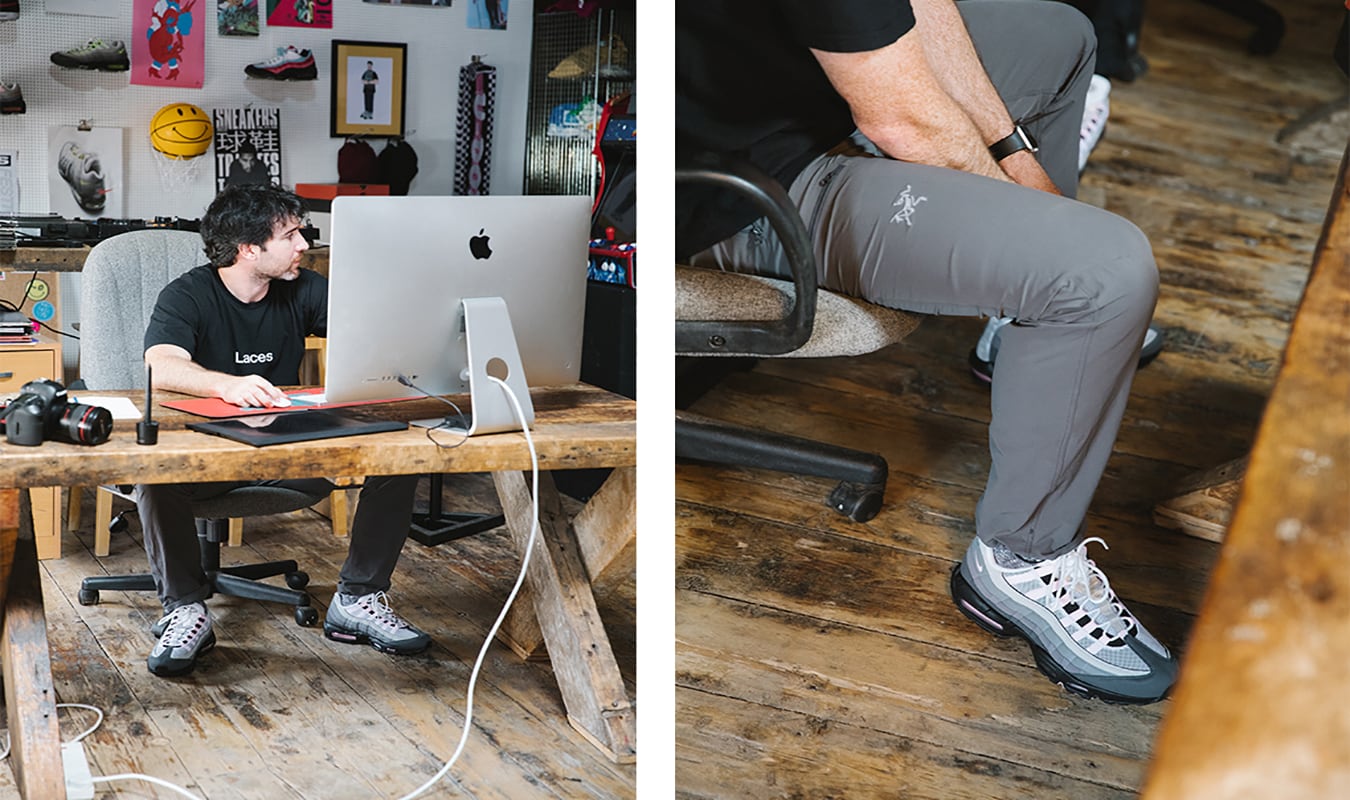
[148,602,215,676]
[326,591,430,649]
[960,536,1177,699]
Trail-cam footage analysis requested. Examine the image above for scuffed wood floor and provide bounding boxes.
[2,473,635,799]
[675,0,1347,797]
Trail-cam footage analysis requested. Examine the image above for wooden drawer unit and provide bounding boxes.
[0,334,64,560]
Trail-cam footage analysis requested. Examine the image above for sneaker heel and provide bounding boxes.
[950,566,1017,638]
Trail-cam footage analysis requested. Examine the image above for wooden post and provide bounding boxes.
[492,470,636,763]
[0,489,67,798]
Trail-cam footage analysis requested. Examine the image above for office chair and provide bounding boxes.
[675,152,923,522]
[74,229,331,626]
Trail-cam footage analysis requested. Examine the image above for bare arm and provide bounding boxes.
[810,0,1057,193]
[910,0,1057,193]
[145,343,289,408]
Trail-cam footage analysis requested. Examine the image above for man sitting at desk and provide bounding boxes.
[137,184,429,677]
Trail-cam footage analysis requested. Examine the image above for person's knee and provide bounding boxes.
[1093,220,1159,323]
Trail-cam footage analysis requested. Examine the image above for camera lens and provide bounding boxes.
[57,403,114,445]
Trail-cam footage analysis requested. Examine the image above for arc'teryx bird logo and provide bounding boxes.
[890,184,928,227]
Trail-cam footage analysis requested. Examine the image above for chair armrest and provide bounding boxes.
[675,152,818,356]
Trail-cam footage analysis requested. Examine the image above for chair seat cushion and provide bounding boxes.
[192,483,333,520]
[676,265,921,358]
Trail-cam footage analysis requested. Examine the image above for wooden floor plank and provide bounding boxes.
[1,474,634,799]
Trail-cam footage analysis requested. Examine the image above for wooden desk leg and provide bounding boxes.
[29,488,60,561]
[497,468,637,660]
[0,489,67,799]
[492,470,637,764]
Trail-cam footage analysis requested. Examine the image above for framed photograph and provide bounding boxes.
[330,40,407,138]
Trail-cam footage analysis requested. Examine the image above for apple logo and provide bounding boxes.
[469,228,492,260]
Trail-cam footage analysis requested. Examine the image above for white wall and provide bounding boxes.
[0,0,533,220]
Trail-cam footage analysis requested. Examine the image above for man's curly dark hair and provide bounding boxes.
[200,184,306,268]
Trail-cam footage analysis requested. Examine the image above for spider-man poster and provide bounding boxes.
[130,0,206,87]
[266,0,332,29]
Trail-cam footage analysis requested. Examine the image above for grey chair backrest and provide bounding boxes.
[80,229,206,390]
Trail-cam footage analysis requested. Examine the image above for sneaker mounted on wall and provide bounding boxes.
[58,141,107,214]
[245,46,318,81]
[968,316,1164,384]
[51,39,130,71]
[0,80,24,114]
[0,0,19,22]
[148,602,216,677]
[951,536,1178,704]
[324,591,431,655]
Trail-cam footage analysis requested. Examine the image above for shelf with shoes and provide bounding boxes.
[523,2,634,197]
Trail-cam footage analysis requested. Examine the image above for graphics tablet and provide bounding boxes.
[187,409,407,447]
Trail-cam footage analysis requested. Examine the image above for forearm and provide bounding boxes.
[911,0,1014,145]
[145,345,233,397]
[813,37,1007,182]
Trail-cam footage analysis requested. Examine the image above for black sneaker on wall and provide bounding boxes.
[0,0,18,22]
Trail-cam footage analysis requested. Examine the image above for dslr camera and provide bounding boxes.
[0,379,113,446]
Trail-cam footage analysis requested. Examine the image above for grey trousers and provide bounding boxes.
[690,1,1159,558]
[135,474,419,610]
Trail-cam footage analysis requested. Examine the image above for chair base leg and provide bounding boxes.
[676,410,889,522]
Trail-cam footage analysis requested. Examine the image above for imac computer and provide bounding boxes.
[319,194,592,434]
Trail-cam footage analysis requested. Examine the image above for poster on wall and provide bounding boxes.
[47,126,123,220]
[266,0,332,29]
[0,151,17,215]
[362,0,450,6]
[213,107,283,191]
[467,0,507,30]
[131,0,206,87]
[218,0,260,35]
[46,0,120,16]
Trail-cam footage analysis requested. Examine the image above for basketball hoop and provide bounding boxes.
[150,145,204,193]
[149,102,212,192]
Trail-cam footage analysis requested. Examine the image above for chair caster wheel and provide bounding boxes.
[827,481,884,523]
[286,571,310,590]
[295,606,319,627]
[78,588,100,606]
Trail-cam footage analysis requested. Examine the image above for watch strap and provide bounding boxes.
[989,125,1037,161]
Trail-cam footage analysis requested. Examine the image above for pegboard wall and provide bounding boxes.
[0,0,534,220]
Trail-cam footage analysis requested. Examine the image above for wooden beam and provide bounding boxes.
[0,489,66,799]
[1142,148,1350,799]
[492,470,636,764]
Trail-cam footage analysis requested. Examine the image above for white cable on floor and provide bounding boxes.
[397,374,541,800]
[0,703,206,800]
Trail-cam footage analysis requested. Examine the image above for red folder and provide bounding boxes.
[162,387,416,419]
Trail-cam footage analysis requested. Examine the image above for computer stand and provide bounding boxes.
[413,296,535,436]
[409,296,530,546]
[409,473,506,546]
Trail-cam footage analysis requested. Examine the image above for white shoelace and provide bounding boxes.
[159,605,208,648]
[1047,538,1136,643]
[354,591,410,633]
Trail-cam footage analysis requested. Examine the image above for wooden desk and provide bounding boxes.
[0,384,637,798]
[1142,151,1350,796]
[0,333,63,560]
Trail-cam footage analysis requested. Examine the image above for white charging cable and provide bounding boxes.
[396,374,540,800]
[1,703,206,800]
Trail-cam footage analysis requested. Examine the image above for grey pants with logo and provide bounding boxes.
[689,1,1159,559]
[135,474,419,610]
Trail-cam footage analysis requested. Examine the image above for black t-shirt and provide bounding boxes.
[143,265,328,386]
[676,0,916,256]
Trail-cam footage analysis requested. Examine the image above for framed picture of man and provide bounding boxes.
[330,40,407,138]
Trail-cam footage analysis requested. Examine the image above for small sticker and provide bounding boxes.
[32,301,55,322]
[27,279,50,302]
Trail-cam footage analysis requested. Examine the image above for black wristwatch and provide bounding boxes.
[989,125,1038,161]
